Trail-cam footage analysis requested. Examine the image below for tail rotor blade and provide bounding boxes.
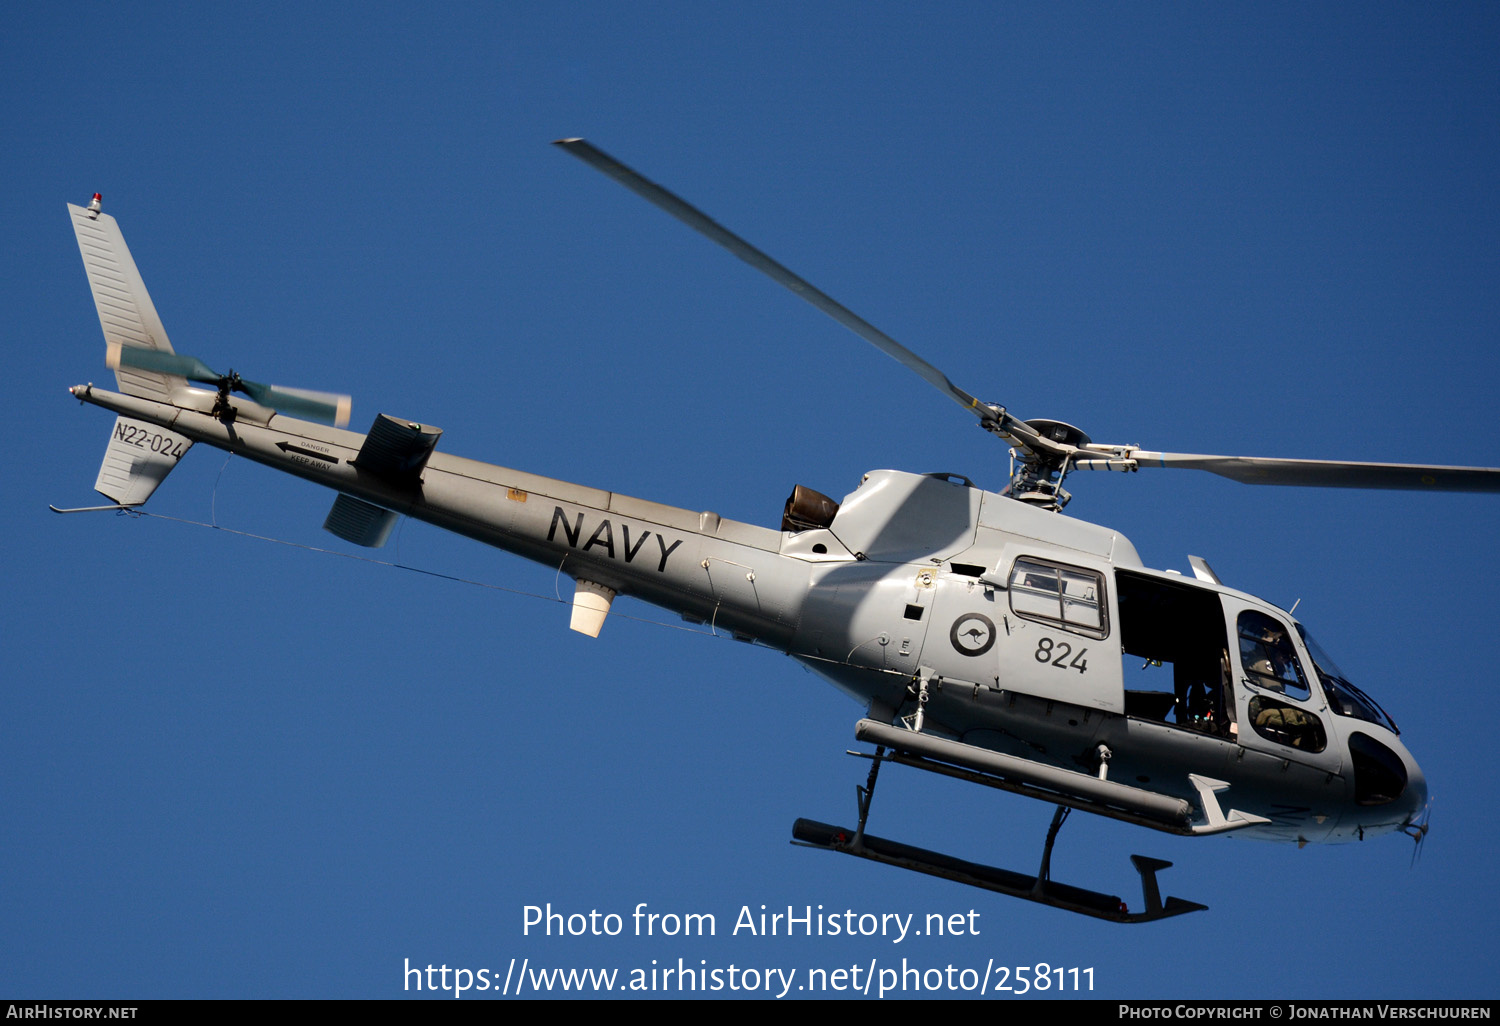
[237,380,352,427]
[106,342,220,384]
[106,343,351,427]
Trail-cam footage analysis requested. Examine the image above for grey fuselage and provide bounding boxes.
[73,384,1427,845]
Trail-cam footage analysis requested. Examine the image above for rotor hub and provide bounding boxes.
[1024,419,1091,449]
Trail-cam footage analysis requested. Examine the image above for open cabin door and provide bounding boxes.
[1115,570,1237,738]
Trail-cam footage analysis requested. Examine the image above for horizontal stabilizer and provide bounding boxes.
[94,416,192,505]
[323,494,399,548]
[352,414,442,482]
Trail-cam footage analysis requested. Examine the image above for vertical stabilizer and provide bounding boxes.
[70,199,194,504]
[68,200,187,403]
[92,416,193,506]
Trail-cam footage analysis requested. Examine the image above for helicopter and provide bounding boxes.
[58,142,1496,924]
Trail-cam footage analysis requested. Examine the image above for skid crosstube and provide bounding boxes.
[791,818,1206,924]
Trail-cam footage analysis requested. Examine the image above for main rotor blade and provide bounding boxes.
[1075,451,1500,492]
[553,138,1045,453]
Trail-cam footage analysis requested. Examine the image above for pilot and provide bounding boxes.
[1241,620,1294,693]
[1252,698,1316,749]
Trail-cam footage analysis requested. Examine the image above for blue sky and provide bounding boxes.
[5,2,1499,1000]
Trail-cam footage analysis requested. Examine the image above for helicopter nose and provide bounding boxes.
[1347,731,1408,802]
[1402,750,1429,822]
[1389,746,1431,856]
[1344,728,1427,836]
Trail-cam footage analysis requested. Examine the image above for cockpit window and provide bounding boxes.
[1237,610,1309,700]
[1249,695,1327,753]
[1295,625,1399,735]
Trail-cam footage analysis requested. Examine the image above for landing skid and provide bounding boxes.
[792,749,1207,923]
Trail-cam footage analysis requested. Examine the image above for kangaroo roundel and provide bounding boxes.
[950,613,996,657]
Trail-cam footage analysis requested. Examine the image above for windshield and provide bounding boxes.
[1295,624,1399,734]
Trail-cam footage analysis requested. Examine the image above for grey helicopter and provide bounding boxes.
[59,141,1492,923]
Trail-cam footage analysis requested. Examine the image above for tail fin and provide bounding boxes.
[68,199,187,403]
[70,198,193,503]
[93,416,193,506]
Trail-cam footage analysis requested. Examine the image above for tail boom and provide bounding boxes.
[68,383,807,646]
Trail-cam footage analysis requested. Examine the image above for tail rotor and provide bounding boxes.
[106,342,351,426]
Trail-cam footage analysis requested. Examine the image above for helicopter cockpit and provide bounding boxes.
[1292,624,1410,807]
[1238,610,1309,698]
[1296,624,1399,734]
[1111,565,1420,837]
[1237,609,1327,753]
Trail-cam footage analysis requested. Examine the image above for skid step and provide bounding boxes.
[792,818,1206,924]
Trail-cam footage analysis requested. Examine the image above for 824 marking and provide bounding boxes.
[1034,637,1088,674]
